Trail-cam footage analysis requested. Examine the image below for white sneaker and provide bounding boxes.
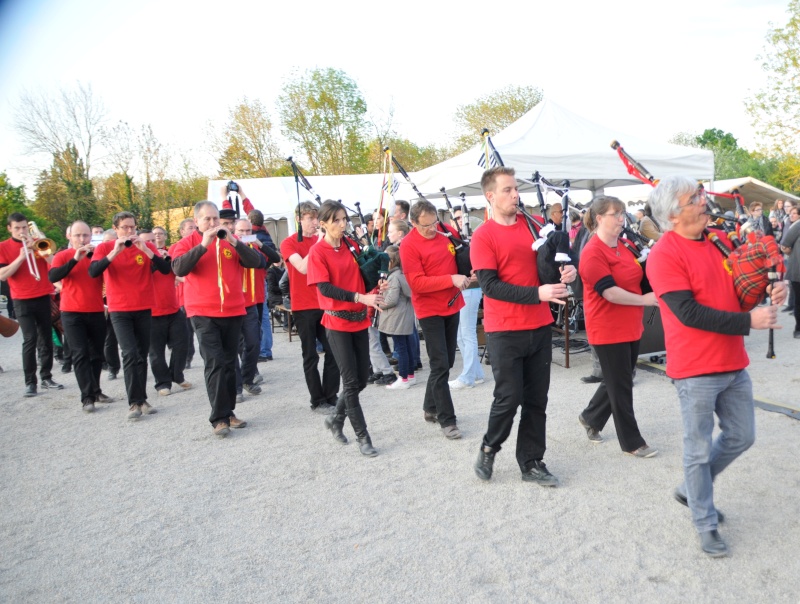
[386,379,410,390]
[406,376,417,386]
[474,378,485,385]
[448,379,472,390]
[158,388,171,397]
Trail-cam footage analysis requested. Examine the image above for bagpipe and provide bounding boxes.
[481,130,577,287]
[286,157,389,292]
[386,146,473,280]
[612,140,786,357]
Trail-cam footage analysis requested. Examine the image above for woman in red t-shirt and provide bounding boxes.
[577,196,659,457]
[307,200,383,457]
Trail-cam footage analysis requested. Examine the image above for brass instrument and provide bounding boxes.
[21,222,56,281]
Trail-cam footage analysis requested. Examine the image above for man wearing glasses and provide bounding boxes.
[400,200,470,440]
[647,176,786,558]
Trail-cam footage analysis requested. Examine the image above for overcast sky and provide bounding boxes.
[0,0,791,194]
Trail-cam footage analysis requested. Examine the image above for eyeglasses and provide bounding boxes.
[601,212,625,220]
[681,189,707,208]
[416,220,438,230]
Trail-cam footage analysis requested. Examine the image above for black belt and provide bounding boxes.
[325,309,367,322]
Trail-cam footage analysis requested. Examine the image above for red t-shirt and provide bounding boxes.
[170,231,248,318]
[469,217,553,333]
[150,250,180,317]
[398,227,463,319]
[91,241,159,312]
[647,230,749,379]
[0,238,55,299]
[176,280,185,308]
[281,235,321,311]
[306,238,369,332]
[51,249,104,313]
[579,235,644,345]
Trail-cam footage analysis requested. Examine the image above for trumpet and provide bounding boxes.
[22,222,56,281]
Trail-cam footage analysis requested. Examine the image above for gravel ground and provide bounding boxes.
[0,309,798,603]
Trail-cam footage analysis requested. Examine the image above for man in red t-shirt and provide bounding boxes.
[90,212,172,420]
[49,221,112,412]
[399,200,470,440]
[647,175,786,558]
[280,201,340,413]
[141,228,191,398]
[469,167,576,486]
[0,212,62,397]
[171,202,265,437]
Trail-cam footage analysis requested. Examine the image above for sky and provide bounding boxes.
[0,0,792,196]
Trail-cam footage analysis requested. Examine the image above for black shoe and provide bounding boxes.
[521,460,559,487]
[82,400,96,413]
[578,414,603,443]
[424,410,437,423]
[41,378,64,390]
[367,372,383,384]
[61,363,72,374]
[357,436,378,457]
[673,489,725,523]
[415,362,423,371]
[375,373,397,385]
[387,356,398,366]
[794,330,800,339]
[474,447,496,481]
[24,384,37,398]
[580,375,603,384]
[95,392,113,404]
[108,371,118,380]
[185,360,192,370]
[242,383,262,395]
[700,529,729,558]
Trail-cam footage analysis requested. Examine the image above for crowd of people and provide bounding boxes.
[1,171,796,558]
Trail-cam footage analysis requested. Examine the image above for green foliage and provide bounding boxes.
[277,68,369,175]
[453,85,543,153]
[746,0,800,153]
[0,172,28,217]
[367,137,449,173]
[214,98,283,178]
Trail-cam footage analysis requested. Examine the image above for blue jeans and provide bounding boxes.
[674,370,756,533]
[455,288,484,386]
[260,304,273,357]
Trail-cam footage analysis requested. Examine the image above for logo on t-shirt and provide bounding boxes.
[223,248,233,260]
[447,243,455,256]
[135,255,144,265]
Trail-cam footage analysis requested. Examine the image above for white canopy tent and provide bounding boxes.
[702,176,800,210]
[410,98,715,197]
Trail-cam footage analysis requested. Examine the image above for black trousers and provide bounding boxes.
[14,295,53,386]
[793,281,800,331]
[61,311,105,403]
[110,310,151,405]
[326,328,369,412]
[104,315,120,373]
[192,315,243,426]
[149,309,188,391]
[483,327,552,471]
[183,307,195,362]
[235,304,260,389]
[582,340,645,452]
[418,314,459,428]
[294,309,340,408]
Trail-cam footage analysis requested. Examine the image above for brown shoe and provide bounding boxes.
[178,381,192,390]
[140,402,157,415]
[213,422,230,437]
[442,424,462,440]
[229,415,247,429]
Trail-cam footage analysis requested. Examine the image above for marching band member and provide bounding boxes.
[470,167,575,486]
[577,197,659,457]
[647,175,786,557]
[307,200,381,456]
[0,212,62,397]
[140,228,191,398]
[171,202,264,437]
[400,200,468,440]
[90,212,171,420]
[49,221,112,412]
[280,202,341,413]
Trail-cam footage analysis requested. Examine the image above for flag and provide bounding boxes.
[382,180,400,195]
[477,149,499,169]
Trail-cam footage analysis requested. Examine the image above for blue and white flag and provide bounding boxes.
[382,180,400,195]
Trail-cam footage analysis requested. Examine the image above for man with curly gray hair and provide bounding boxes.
[646,175,787,558]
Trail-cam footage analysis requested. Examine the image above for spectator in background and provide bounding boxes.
[248,208,277,251]
[744,201,773,237]
[638,203,663,242]
[394,200,411,223]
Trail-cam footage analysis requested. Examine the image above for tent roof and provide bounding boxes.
[411,98,715,196]
[705,176,800,208]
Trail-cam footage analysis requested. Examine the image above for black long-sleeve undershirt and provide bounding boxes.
[49,258,78,283]
[476,269,541,305]
[317,282,357,303]
[660,290,751,336]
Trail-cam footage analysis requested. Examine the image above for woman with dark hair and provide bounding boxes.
[307,200,383,456]
[577,196,660,457]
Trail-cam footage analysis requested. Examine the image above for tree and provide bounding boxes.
[277,68,369,175]
[746,0,800,154]
[452,85,543,152]
[13,82,108,178]
[210,98,283,178]
[0,172,28,219]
